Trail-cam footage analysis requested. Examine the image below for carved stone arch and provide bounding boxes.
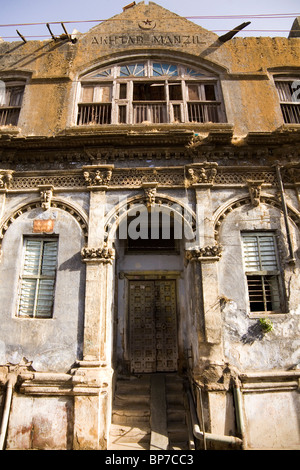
[0,197,89,250]
[104,193,197,246]
[213,194,300,241]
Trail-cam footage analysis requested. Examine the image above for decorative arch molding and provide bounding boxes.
[77,49,228,80]
[0,197,89,248]
[104,192,197,245]
[213,194,300,241]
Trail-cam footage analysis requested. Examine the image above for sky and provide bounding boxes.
[0,0,299,42]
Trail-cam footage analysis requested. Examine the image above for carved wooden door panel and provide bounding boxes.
[129,280,178,373]
[129,281,156,373]
[155,280,178,372]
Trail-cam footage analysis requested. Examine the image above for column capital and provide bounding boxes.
[185,245,223,262]
[81,244,115,264]
[82,165,114,190]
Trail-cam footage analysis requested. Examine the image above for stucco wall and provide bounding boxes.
[0,2,299,136]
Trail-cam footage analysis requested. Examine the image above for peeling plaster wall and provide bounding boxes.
[218,202,300,371]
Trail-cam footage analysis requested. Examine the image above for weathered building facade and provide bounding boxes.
[0,2,299,450]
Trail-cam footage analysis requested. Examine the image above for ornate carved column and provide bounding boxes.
[81,246,115,363]
[72,165,114,450]
[185,163,224,359]
[185,246,223,346]
[80,164,114,362]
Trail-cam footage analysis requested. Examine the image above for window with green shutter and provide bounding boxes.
[18,238,58,318]
[242,232,282,313]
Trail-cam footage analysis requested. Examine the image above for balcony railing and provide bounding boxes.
[0,107,21,126]
[77,103,112,125]
[77,101,223,125]
[133,102,167,124]
[188,102,221,123]
[280,103,300,124]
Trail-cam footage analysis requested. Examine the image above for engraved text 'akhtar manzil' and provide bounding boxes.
[91,33,205,46]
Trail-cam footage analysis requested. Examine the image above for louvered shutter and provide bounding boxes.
[275,81,293,102]
[242,233,281,312]
[18,239,58,318]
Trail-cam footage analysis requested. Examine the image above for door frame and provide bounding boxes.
[120,270,182,374]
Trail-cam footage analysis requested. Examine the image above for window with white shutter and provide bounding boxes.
[242,232,282,313]
[18,238,58,318]
[0,82,25,126]
[275,79,300,124]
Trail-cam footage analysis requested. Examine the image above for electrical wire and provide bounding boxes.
[0,12,299,28]
[0,13,298,40]
[0,30,297,39]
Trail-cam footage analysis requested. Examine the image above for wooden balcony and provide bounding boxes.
[133,102,167,123]
[188,102,221,123]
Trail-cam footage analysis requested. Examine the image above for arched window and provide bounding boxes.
[77,61,225,125]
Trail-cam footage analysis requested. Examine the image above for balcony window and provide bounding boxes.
[77,61,225,125]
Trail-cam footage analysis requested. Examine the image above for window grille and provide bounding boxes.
[18,238,58,318]
[275,80,300,124]
[242,233,281,313]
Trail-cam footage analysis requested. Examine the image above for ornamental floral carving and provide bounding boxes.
[83,166,113,188]
[185,244,222,262]
[81,244,115,263]
[186,164,218,185]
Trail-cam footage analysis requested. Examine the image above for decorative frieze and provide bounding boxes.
[81,244,115,264]
[3,167,290,191]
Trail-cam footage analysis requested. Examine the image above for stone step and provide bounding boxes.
[168,422,189,440]
[114,392,150,406]
[109,441,150,451]
[166,393,185,406]
[109,374,191,451]
[169,442,190,450]
[116,375,151,388]
[112,397,150,424]
[109,424,150,445]
[167,408,187,423]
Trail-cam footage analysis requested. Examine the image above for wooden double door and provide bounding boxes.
[129,280,178,373]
